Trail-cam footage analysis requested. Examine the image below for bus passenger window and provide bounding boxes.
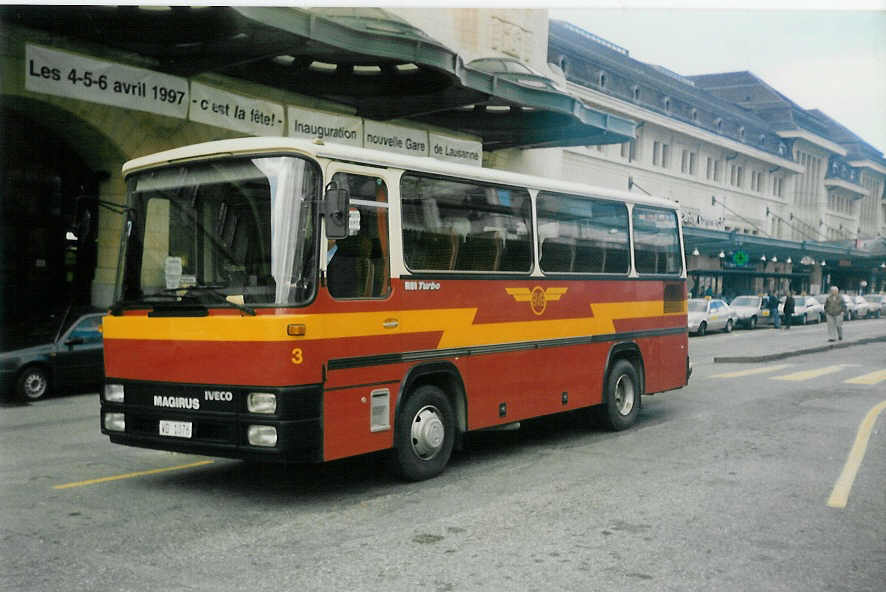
[537,192,629,274]
[400,173,532,273]
[632,206,682,275]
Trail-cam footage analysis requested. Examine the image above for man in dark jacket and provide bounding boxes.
[768,291,780,328]
[783,291,795,329]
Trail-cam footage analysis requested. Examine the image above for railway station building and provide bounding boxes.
[1,6,884,323]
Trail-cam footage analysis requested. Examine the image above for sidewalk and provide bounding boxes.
[713,322,886,363]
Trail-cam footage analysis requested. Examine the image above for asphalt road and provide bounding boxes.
[2,320,884,591]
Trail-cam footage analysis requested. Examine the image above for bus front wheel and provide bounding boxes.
[391,384,455,481]
[594,359,641,431]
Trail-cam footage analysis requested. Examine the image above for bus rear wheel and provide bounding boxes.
[594,359,640,431]
[391,384,455,481]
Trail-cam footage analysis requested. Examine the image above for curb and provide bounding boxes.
[713,334,886,363]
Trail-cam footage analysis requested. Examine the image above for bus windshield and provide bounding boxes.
[115,156,321,308]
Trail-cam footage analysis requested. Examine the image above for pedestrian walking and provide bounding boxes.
[783,291,795,329]
[824,286,846,342]
[768,291,780,329]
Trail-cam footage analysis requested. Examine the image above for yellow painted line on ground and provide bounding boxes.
[53,460,215,490]
[712,364,793,378]
[844,369,886,385]
[827,400,886,509]
[770,365,848,382]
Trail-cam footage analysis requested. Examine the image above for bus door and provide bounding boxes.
[321,164,400,460]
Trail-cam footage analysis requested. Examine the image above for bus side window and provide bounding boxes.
[400,173,532,273]
[537,192,629,275]
[632,206,682,275]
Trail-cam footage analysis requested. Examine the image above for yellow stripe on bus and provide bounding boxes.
[102,300,683,345]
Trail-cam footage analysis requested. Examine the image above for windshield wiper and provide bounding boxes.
[173,285,257,316]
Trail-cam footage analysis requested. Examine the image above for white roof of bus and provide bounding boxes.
[122,136,678,210]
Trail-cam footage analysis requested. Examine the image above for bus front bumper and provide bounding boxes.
[100,381,324,463]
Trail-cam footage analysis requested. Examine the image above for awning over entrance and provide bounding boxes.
[683,226,879,265]
[2,5,635,150]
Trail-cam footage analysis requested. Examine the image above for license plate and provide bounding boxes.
[159,420,192,439]
[762,310,770,316]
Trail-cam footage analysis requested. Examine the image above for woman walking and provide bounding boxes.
[824,286,846,342]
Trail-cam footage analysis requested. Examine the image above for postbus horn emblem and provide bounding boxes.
[506,286,568,316]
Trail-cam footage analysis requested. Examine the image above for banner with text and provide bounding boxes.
[190,82,284,136]
[363,120,429,158]
[25,44,189,119]
[288,106,363,147]
[430,133,483,167]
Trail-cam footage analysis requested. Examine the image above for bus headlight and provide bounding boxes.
[247,392,277,414]
[247,425,277,447]
[103,383,124,403]
[104,412,125,432]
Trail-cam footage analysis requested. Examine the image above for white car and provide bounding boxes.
[863,294,885,318]
[800,296,825,322]
[778,295,824,325]
[814,293,856,321]
[853,295,873,319]
[729,295,768,329]
[688,298,736,336]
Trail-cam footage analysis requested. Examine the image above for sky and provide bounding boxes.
[549,4,886,154]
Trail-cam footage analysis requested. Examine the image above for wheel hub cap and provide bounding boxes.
[614,375,635,416]
[411,405,445,460]
[24,374,46,398]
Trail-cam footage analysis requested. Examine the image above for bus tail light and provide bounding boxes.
[104,412,125,432]
[247,392,277,414]
[247,425,277,447]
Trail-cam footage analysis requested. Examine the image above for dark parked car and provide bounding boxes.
[1,308,105,401]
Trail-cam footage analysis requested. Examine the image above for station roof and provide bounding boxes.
[2,5,636,150]
[683,226,886,269]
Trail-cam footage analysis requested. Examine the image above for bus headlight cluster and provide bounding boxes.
[247,392,277,414]
[103,412,125,432]
[247,425,277,447]
[103,383,124,403]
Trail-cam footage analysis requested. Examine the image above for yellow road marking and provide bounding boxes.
[771,365,848,382]
[712,364,792,378]
[827,400,886,509]
[53,460,215,490]
[844,369,886,385]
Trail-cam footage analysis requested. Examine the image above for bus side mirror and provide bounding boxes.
[323,187,350,240]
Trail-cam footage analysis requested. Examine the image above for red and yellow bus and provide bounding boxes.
[100,137,689,480]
